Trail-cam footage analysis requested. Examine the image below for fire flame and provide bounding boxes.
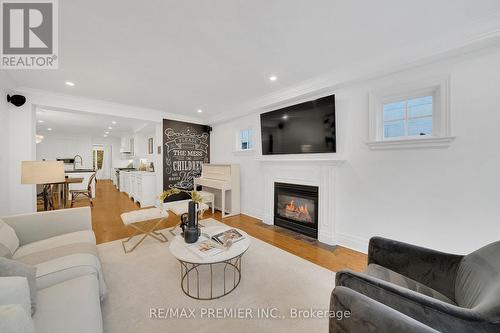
[285,200,310,217]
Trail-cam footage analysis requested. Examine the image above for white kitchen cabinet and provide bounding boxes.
[130,172,138,199]
[129,171,156,208]
[111,171,117,187]
[119,171,131,193]
[120,137,128,152]
[120,136,135,155]
[127,172,134,198]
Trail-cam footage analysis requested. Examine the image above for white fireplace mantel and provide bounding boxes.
[257,153,345,164]
[262,160,342,246]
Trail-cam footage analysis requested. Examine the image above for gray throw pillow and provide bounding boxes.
[0,258,37,315]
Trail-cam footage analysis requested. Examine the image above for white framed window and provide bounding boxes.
[383,95,433,139]
[237,128,253,151]
[368,77,454,150]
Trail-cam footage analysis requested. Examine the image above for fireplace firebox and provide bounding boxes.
[274,182,318,239]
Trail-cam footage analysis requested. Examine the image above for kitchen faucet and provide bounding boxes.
[73,155,83,170]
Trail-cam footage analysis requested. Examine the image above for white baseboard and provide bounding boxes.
[231,211,370,254]
[335,233,369,254]
[318,230,335,246]
[240,208,264,221]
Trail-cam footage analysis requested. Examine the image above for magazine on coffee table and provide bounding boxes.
[210,228,245,246]
[187,236,223,258]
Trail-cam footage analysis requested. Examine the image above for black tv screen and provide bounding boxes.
[260,94,336,155]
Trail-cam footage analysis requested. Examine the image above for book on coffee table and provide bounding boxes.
[210,228,245,246]
[187,236,223,258]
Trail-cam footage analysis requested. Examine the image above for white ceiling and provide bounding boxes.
[35,108,156,138]
[7,0,500,121]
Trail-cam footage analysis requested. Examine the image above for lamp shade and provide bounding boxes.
[21,161,65,184]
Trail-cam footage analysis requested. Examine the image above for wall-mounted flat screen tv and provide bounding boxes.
[260,94,336,155]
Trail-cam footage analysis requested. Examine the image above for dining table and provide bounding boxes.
[54,177,84,209]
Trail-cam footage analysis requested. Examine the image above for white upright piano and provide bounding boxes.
[194,164,240,218]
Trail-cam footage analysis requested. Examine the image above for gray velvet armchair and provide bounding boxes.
[330,237,500,333]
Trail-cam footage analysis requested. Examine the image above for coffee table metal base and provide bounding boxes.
[178,254,243,300]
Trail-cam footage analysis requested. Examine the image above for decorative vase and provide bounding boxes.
[183,201,200,243]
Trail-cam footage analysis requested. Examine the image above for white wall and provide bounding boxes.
[37,129,158,183]
[0,78,12,216]
[131,131,155,167]
[4,88,202,214]
[37,133,130,180]
[154,123,163,198]
[8,101,36,214]
[210,114,264,219]
[37,132,93,168]
[105,137,129,168]
[0,73,36,216]
[211,46,500,254]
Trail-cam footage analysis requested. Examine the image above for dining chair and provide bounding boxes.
[70,172,96,208]
[37,184,55,210]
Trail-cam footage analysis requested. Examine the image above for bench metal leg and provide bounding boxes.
[122,218,168,253]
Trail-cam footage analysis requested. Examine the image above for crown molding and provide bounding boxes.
[258,154,346,164]
[208,26,500,125]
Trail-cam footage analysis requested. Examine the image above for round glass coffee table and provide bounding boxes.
[169,225,251,300]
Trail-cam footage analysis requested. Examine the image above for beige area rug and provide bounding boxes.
[98,219,336,333]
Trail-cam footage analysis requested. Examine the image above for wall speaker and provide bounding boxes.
[7,94,26,107]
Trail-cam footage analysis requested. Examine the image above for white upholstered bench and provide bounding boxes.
[120,208,169,253]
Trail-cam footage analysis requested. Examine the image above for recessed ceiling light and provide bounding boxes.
[65,81,75,86]
[111,121,117,124]
[38,120,44,123]
[104,134,108,137]
[47,128,52,131]
[282,115,288,120]
[269,75,277,81]
[105,131,109,134]
[108,126,113,130]
[197,109,203,113]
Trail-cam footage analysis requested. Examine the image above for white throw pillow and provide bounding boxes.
[0,304,34,333]
[0,219,20,258]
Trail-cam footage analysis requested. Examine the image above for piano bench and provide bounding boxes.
[197,191,215,214]
[169,201,209,216]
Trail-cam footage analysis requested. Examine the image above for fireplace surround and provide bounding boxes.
[262,159,342,246]
[274,182,319,239]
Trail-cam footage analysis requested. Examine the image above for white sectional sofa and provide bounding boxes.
[0,207,105,333]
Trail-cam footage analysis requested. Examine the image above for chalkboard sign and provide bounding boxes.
[163,119,210,202]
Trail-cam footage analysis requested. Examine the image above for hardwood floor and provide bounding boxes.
[66,180,368,272]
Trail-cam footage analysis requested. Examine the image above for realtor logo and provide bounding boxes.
[1,0,58,69]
